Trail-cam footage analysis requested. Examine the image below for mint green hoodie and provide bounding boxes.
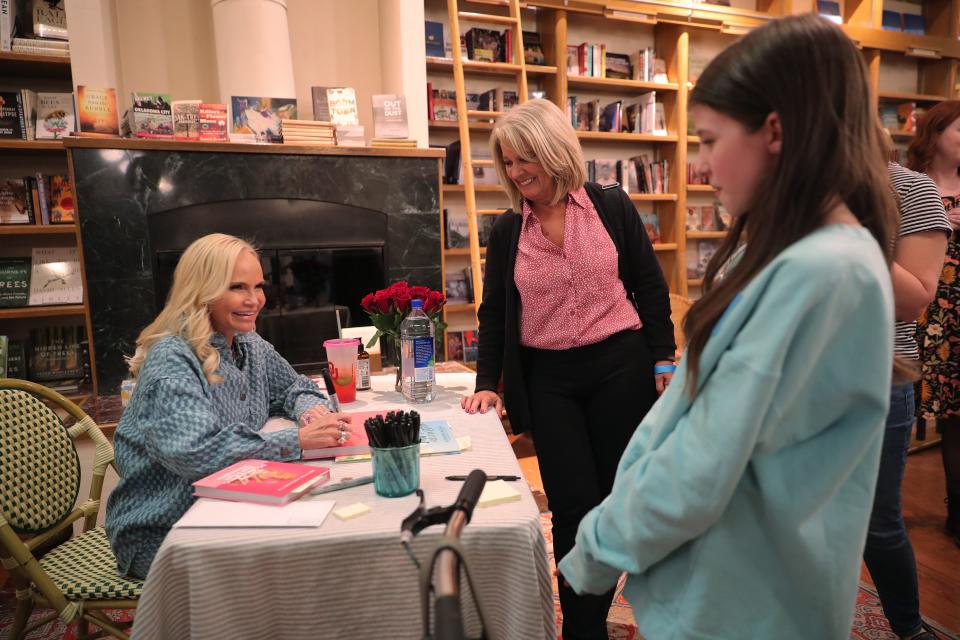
[559,225,894,639]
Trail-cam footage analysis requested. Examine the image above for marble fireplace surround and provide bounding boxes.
[66,140,444,394]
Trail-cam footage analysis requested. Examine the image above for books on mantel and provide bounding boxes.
[280,119,335,146]
[76,86,120,138]
[193,459,330,505]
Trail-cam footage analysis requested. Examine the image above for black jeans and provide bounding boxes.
[526,329,658,640]
[863,382,922,636]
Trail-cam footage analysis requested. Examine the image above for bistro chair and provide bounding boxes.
[0,379,141,639]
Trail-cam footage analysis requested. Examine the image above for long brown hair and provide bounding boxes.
[684,14,898,392]
[906,100,960,174]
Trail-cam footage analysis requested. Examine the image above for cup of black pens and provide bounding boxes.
[366,410,421,498]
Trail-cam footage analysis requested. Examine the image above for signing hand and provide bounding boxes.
[948,209,960,230]
[299,404,331,426]
[461,390,503,415]
[298,413,353,450]
[654,360,675,395]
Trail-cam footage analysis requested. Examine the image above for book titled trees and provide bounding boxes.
[0,247,82,308]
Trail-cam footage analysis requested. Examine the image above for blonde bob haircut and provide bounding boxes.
[126,233,257,384]
[490,98,587,212]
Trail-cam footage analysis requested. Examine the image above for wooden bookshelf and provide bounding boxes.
[426,56,558,76]
[687,231,727,239]
[630,193,678,202]
[653,243,678,252]
[878,91,947,103]
[0,304,87,320]
[687,184,714,192]
[567,76,679,93]
[0,224,77,235]
[445,302,478,313]
[444,247,487,256]
[429,120,496,131]
[0,52,71,79]
[442,184,505,192]
[0,139,64,151]
[576,131,678,143]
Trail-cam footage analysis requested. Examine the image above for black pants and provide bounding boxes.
[525,329,658,640]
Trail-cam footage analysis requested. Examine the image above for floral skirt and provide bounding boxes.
[916,235,960,420]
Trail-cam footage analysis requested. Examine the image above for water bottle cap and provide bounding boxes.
[411,299,423,309]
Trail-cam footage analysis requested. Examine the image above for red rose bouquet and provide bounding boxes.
[360,281,447,354]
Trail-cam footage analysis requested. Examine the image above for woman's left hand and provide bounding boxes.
[654,360,675,395]
[299,404,331,426]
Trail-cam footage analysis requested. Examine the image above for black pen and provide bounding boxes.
[446,475,521,481]
[320,367,341,413]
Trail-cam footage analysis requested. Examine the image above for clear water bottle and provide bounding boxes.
[400,299,435,403]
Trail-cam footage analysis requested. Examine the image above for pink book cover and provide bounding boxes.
[193,459,329,505]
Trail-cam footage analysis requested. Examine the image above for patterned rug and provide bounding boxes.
[1,516,955,639]
[539,514,957,640]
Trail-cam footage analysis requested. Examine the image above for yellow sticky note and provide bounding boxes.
[333,502,372,520]
[477,480,521,508]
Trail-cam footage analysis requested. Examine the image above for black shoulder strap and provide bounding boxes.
[583,181,638,301]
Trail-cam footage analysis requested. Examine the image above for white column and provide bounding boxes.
[378,0,427,147]
[64,0,123,97]
[210,0,296,102]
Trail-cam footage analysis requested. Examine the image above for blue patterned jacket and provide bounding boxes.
[105,331,329,578]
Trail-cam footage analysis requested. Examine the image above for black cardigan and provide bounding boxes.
[474,182,676,435]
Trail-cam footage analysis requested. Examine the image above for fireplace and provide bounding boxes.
[68,141,444,393]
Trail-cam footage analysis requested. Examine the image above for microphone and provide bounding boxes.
[451,469,487,524]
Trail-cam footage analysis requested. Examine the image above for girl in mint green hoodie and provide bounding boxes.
[559,14,903,640]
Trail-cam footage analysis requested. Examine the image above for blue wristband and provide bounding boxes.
[654,364,677,374]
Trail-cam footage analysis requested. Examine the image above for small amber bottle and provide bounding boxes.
[356,343,371,391]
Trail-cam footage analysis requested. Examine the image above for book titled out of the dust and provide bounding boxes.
[192,459,329,505]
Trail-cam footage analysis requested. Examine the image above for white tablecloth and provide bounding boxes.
[131,373,554,639]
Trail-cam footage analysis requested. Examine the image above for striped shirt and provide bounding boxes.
[514,186,641,349]
[888,162,952,359]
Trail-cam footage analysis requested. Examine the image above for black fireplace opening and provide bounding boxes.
[155,246,384,372]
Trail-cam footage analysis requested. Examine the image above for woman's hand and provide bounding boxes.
[461,390,503,415]
[948,209,960,230]
[299,404,331,426]
[654,359,675,395]
[554,567,570,589]
[297,413,353,450]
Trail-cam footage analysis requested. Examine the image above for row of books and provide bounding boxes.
[570,94,667,135]
[567,45,667,83]
[446,330,479,363]
[0,326,90,390]
[687,162,708,186]
[0,174,73,225]
[882,10,925,34]
[16,85,410,145]
[686,203,732,233]
[427,84,523,122]
[880,102,922,135]
[586,156,670,195]
[444,209,498,250]
[1,0,67,53]
[0,247,83,307]
[424,21,546,66]
[687,240,721,280]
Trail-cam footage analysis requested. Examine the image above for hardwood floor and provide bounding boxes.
[513,435,959,633]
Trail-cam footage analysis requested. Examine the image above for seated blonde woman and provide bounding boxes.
[105,233,351,579]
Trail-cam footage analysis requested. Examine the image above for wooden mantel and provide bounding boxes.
[63,137,445,159]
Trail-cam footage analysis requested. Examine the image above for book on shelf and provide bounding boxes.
[462,330,479,362]
[370,138,416,148]
[566,45,579,77]
[640,213,660,244]
[700,204,715,231]
[0,179,33,224]
[32,0,68,40]
[430,87,458,122]
[0,336,7,377]
[28,246,82,305]
[522,31,545,65]
[76,86,120,137]
[5,337,25,378]
[605,53,632,80]
[198,103,228,141]
[446,330,464,360]
[464,27,503,63]
[0,257,31,307]
[897,102,917,133]
[192,459,330,505]
[882,10,902,31]
[14,35,69,50]
[817,0,841,24]
[48,174,73,223]
[444,208,469,249]
[35,92,74,139]
[28,325,86,382]
[425,20,444,57]
[629,48,667,83]
[716,201,732,230]
[20,89,36,140]
[902,13,925,35]
[371,94,408,139]
[323,87,359,127]
[12,42,69,56]
[281,119,335,145]
[12,33,69,56]
[34,172,50,223]
[686,206,700,232]
[590,159,621,187]
[172,100,201,140]
[127,92,174,139]
[335,124,365,147]
[0,91,27,139]
[445,271,469,304]
[599,101,622,133]
[230,96,296,143]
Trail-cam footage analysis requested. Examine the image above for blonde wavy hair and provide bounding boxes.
[126,233,257,384]
[490,98,587,212]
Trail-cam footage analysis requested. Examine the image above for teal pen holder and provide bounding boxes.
[370,443,421,497]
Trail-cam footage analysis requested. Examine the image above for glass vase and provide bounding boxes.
[380,334,402,392]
